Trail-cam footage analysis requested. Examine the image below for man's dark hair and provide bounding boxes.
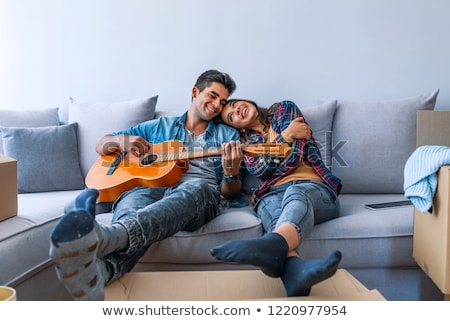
[194,70,236,95]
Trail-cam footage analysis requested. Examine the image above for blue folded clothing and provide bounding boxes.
[404,145,450,213]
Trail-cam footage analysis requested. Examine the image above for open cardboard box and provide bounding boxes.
[105,269,385,301]
[414,111,450,297]
[413,166,450,295]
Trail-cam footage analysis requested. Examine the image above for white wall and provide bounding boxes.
[1,0,449,120]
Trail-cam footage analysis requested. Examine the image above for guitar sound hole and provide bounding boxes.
[141,154,157,166]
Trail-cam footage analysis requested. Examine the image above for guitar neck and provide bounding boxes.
[163,147,223,162]
[159,143,289,162]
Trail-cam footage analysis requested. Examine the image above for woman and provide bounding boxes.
[211,99,342,297]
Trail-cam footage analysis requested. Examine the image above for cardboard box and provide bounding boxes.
[413,166,450,294]
[416,110,450,147]
[0,154,17,221]
[105,269,385,301]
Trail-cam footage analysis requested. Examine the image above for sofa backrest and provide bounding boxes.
[331,89,439,194]
[0,91,439,196]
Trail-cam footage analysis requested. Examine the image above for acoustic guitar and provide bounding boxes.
[85,139,291,202]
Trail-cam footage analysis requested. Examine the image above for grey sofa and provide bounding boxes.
[0,90,444,301]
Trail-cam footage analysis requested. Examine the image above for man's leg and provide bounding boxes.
[49,189,128,300]
[51,180,220,300]
[105,180,221,280]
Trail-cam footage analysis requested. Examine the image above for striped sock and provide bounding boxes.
[49,189,126,300]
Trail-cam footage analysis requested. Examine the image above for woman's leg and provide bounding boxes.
[211,186,289,277]
[274,181,340,252]
[211,181,342,296]
[275,181,342,296]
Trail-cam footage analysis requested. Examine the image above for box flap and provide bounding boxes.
[105,269,385,301]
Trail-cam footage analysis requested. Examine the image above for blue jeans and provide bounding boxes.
[255,180,340,241]
[103,179,220,281]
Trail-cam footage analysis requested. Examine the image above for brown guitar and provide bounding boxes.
[85,139,291,202]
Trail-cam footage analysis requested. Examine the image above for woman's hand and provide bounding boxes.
[283,117,311,140]
[250,193,257,205]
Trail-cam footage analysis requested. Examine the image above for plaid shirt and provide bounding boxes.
[244,100,342,202]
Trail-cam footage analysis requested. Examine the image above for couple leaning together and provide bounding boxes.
[50,69,343,300]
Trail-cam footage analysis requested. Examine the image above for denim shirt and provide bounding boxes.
[113,111,241,187]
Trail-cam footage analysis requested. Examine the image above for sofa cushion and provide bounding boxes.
[0,108,60,154]
[96,206,263,265]
[0,123,85,193]
[0,190,81,286]
[68,96,158,177]
[299,193,417,268]
[332,89,439,194]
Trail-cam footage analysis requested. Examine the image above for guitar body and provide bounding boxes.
[85,140,188,202]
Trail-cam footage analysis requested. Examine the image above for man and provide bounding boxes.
[49,70,244,300]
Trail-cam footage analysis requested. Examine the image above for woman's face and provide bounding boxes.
[221,100,259,130]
